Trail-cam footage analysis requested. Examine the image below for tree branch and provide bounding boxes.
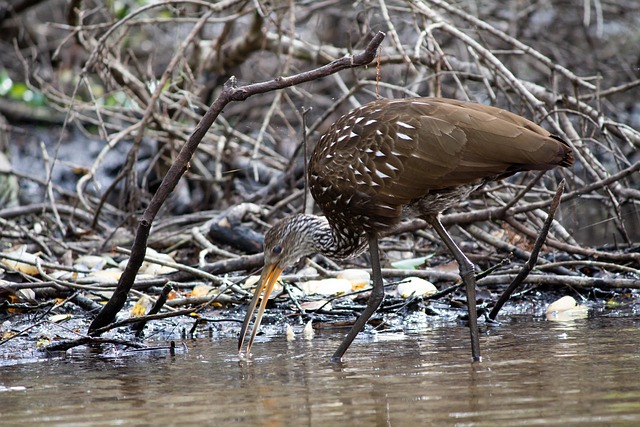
[87,31,386,335]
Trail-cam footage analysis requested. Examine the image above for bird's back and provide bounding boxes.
[309,97,573,237]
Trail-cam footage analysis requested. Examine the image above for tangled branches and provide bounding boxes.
[0,0,638,349]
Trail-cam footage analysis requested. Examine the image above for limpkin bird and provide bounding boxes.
[239,97,573,362]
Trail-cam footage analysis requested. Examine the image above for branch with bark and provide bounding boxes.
[87,31,387,334]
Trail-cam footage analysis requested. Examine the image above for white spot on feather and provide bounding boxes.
[397,132,412,141]
[396,121,415,129]
[365,119,377,126]
[376,170,390,179]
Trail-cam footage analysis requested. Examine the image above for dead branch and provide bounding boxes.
[87,31,387,335]
[490,181,566,319]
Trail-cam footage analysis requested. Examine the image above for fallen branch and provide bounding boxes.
[489,180,565,319]
[44,336,147,352]
[478,274,640,290]
[87,31,387,335]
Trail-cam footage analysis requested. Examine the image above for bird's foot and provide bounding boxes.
[483,310,501,325]
[329,355,345,363]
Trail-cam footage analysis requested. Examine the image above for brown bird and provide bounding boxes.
[239,97,573,361]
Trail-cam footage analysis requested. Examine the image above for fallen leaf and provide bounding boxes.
[49,314,72,323]
[189,284,214,297]
[2,330,17,340]
[130,295,152,317]
[167,290,181,300]
[243,275,260,289]
[396,277,437,298]
[36,336,51,348]
[546,296,589,321]
[1,246,40,275]
[139,250,178,275]
[546,296,577,313]
[300,300,331,311]
[141,263,177,275]
[85,269,122,283]
[336,269,370,290]
[299,278,351,296]
[75,255,108,270]
[390,255,433,270]
[17,288,36,302]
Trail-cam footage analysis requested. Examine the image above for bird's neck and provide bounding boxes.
[305,214,367,259]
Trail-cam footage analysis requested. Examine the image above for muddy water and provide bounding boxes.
[2,316,640,426]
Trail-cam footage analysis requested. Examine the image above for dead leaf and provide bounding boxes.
[336,269,370,290]
[546,296,589,321]
[396,277,437,298]
[49,314,72,323]
[1,245,40,275]
[189,284,214,297]
[130,295,152,317]
[298,278,351,296]
[300,300,331,311]
[36,336,51,348]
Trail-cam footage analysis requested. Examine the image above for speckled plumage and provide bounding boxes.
[307,97,573,257]
[240,97,574,360]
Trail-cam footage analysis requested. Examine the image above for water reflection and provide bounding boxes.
[2,316,640,426]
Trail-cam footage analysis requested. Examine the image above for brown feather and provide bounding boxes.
[310,97,573,237]
[240,97,574,358]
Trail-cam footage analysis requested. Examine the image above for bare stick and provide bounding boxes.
[131,284,174,337]
[489,180,566,320]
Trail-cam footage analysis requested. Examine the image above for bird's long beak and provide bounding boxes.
[238,263,284,356]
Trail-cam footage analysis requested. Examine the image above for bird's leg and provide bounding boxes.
[426,216,482,362]
[331,234,385,362]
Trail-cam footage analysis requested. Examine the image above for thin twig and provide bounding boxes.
[489,180,566,320]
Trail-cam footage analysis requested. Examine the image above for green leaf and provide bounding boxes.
[391,255,434,270]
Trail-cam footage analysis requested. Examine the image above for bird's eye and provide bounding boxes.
[272,246,282,255]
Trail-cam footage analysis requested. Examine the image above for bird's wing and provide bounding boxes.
[310,97,571,228]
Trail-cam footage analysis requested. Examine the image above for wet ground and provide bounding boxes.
[2,314,640,426]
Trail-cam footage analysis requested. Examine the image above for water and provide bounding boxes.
[2,316,640,426]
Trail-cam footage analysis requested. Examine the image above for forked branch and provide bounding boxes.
[87,31,386,335]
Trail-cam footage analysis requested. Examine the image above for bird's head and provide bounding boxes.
[238,214,330,356]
